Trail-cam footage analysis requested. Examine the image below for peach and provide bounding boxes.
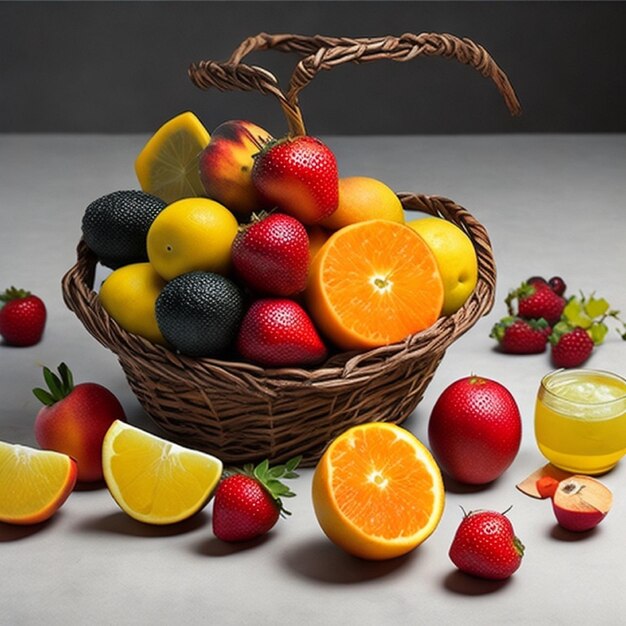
[199,120,273,216]
[33,364,126,482]
[551,475,612,532]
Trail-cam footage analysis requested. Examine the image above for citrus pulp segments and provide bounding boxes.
[312,423,445,560]
[135,111,210,204]
[0,441,77,525]
[102,420,223,525]
[306,219,444,350]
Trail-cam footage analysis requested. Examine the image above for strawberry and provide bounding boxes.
[0,287,47,347]
[212,457,301,542]
[236,298,328,368]
[506,280,565,325]
[33,363,126,482]
[449,508,525,580]
[231,212,310,296]
[490,316,550,354]
[251,136,339,225]
[525,275,567,297]
[549,324,595,368]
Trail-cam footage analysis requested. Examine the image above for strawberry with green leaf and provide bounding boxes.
[549,292,626,368]
[0,287,47,347]
[212,456,301,542]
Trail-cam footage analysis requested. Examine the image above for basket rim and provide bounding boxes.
[62,192,496,388]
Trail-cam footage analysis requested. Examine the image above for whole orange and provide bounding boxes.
[319,176,405,230]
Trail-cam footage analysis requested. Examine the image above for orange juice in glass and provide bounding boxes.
[535,369,626,475]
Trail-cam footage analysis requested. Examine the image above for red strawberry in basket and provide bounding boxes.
[0,286,47,346]
[449,508,525,580]
[231,212,310,296]
[237,298,327,368]
[506,280,565,325]
[550,324,595,368]
[251,136,339,225]
[490,316,551,354]
[212,457,300,542]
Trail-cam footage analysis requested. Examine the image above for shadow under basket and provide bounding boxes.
[61,192,496,466]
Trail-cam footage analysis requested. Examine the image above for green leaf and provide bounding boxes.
[269,465,287,478]
[285,456,302,473]
[43,367,64,402]
[585,296,610,319]
[57,363,74,394]
[589,322,608,345]
[563,297,590,328]
[253,458,270,482]
[32,387,56,406]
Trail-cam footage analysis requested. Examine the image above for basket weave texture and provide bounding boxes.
[62,32,520,466]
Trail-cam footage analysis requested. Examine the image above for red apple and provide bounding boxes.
[428,376,522,485]
[551,475,612,532]
[199,120,273,216]
[33,364,126,482]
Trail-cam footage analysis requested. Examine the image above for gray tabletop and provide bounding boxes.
[1,133,625,624]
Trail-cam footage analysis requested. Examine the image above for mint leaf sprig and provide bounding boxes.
[560,292,626,344]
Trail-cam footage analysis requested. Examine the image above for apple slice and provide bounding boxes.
[551,475,612,532]
[0,441,77,525]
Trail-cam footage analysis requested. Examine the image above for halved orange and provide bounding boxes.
[311,422,445,560]
[306,219,444,351]
[0,441,77,525]
[102,421,223,525]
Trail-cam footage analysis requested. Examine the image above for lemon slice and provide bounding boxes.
[135,111,210,204]
[102,420,222,525]
[0,441,77,525]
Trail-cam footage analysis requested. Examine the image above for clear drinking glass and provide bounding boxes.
[534,369,626,475]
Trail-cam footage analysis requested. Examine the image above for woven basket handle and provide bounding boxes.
[188,32,521,136]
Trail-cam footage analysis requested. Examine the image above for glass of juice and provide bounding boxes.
[534,369,626,475]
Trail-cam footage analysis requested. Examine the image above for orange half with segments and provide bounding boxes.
[312,422,445,560]
[306,219,443,350]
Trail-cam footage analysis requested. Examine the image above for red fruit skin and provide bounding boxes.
[428,376,522,485]
[251,136,339,225]
[449,510,524,580]
[231,213,310,296]
[237,298,328,368]
[34,383,126,482]
[548,276,567,296]
[492,318,550,354]
[212,474,280,542]
[550,327,594,368]
[518,284,565,326]
[551,502,606,532]
[0,295,47,346]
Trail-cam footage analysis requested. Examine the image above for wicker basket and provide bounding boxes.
[62,32,520,466]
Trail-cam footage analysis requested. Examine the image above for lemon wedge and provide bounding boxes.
[135,111,210,204]
[102,420,222,525]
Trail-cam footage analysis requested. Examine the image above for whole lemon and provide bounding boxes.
[319,176,404,230]
[99,262,167,345]
[407,217,478,316]
[147,197,239,281]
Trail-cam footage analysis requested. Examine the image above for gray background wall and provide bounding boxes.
[1,1,625,136]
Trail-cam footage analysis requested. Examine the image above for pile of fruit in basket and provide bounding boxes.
[81,111,480,367]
